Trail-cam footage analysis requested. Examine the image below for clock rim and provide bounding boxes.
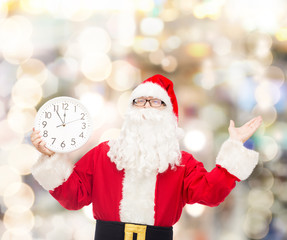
[34,96,93,153]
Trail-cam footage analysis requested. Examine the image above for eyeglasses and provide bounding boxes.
[132,98,166,108]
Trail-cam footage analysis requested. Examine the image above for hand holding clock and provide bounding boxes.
[31,128,55,157]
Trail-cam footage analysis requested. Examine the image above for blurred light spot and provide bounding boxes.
[3,182,35,209]
[7,144,40,175]
[248,189,274,209]
[7,106,37,134]
[135,0,154,12]
[41,71,59,98]
[160,8,179,22]
[60,0,93,22]
[185,204,205,218]
[213,37,231,56]
[275,27,287,41]
[243,208,271,239]
[164,36,181,51]
[0,100,5,119]
[99,128,120,143]
[2,231,32,240]
[134,37,159,53]
[149,50,165,65]
[117,91,132,117]
[140,17,164,36]
[81,53,112,82]
[11,77,42,108]
[0,2,8,20]
[259,136,279,161]
[252,105,277,127]
[48,57,79,83]
[184,130,206,152]
[248,167,274,190]
[0,165,21,196]
[17,58,48,85]
[78,27,111,54]
[161,56,178,73]
[187,43,210,58]
[79,92,104,118]
[264,66,285,86]
[0,120,24,150]
[255,81,280,108]
[4,206,35,234]
[199,104,227,130]
[3,40,33,65]
[106,13,136,47]
[107,60,140,91]
[20,0,45,14]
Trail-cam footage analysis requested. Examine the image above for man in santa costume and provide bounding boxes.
[31,74,262,240]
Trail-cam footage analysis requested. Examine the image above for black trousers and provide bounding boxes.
[95,220,173,240]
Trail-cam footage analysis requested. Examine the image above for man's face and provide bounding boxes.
[132,96,166,110]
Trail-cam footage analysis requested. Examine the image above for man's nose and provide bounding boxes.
[144,100,152,108]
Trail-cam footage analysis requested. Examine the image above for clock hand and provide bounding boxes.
[63,109,66,124]
[56,118,82,127]
[56,111,65,124]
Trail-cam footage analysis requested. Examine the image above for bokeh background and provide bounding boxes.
[0,0,287,239]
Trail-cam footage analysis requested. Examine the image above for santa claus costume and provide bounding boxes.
[32,74,259,240]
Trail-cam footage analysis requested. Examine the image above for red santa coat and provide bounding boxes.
[48,141,239,227]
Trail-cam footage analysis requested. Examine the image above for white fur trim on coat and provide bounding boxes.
[119,170,157,225]
[216,138,259,181]
[31,154,74,191]
[130,82,173,112]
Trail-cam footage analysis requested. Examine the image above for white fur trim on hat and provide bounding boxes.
[216,138,259,181]
[130,82,173,112]
[32,153,74,191]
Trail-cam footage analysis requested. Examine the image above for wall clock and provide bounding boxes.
[34,96,92,153]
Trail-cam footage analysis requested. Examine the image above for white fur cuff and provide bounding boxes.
[216,139,259,181]
[31,153,74,191]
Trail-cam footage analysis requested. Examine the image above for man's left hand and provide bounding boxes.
[228,116,263,143]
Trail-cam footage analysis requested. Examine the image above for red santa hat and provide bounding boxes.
[130,74,179,119]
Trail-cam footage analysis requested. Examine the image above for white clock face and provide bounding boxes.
[34,97,92,153]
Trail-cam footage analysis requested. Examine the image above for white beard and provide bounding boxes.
[107,107,183,176]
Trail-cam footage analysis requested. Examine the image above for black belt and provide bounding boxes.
[95,220,173,240]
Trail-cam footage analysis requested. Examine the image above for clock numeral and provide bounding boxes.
[61,141,66,148]
[53,104,59,112]
[81,113,85,120]
[62,103,69,110]
[71,138,76,145]
[79,132,84,138]
[52,138,56,144]
[43,130,48,137]
[45,112,52,119]
[42,121,47,128]
[82,122,86,129]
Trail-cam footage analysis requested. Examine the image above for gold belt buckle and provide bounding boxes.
[124,223,147,240]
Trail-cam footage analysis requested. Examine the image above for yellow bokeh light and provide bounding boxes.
[3,206,35,234]
[20,0,45,14]
[11,77,43,108]
[17,58,48,85]
[252,105,277,127]
[0,120,24,150]
[3,182,35,209]
[7,144,40,175]
[140,17,164,36]
[3,40,33,65]
[107,60,140,91]
[259,136,279,161]
[187,43,211,58]
[135,0,154,12]
[7,106,37,134]
[0,165,22,196]
[275,27,287,41]
[60,0,93,22]
[81,53,112,82]
[161,55,178,73]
